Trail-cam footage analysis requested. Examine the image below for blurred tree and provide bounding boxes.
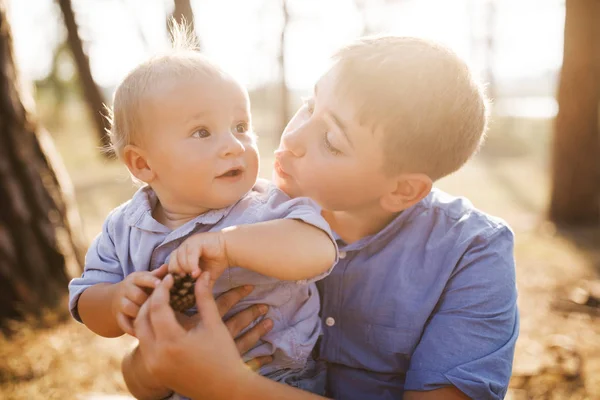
[168,0,199,47]
[550,0,600,225]
[483,0,496,101]
[278,0,290,136]
[57,0,112,156]
[0,0,85,324]
[354,0,375,35]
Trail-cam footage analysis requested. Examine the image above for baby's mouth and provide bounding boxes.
[217,168,244,178]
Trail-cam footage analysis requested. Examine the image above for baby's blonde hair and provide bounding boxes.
[331,36,488,181]
[106,19,227,158]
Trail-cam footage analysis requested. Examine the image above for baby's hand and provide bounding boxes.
[113,264,168,336]
[168,232,230,285]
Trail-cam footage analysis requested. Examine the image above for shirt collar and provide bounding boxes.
[335,190,434,252]
[124,186,237,235]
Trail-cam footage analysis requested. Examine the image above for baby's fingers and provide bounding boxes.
[117,312,135,337]
[168,249,185,275]
[131,272,161,290]
[120,297,141,318]
[150,264,169,279]
[178,242,201,278]
[125,285,150,307]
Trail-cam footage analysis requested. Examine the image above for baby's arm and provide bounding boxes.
[69,210,166,338]
[169,194,337,282]
[69,214,125,337]
[76,267,166,338]
[170,219,336,282]
[223,218,336,280]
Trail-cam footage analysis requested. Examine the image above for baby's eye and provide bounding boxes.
[235,122,249,134]
[191,129,211,138]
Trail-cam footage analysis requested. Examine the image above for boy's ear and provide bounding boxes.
[123,144,156,184]
[380,173,432,213]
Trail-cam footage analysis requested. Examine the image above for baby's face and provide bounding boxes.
[141,75,259,211]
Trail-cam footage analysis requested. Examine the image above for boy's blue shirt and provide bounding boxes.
[317,187,519,400]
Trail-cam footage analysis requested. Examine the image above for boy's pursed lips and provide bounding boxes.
[273,151,293,179]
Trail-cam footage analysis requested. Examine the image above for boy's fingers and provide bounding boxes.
[234,318,273,355]
[193,272,222,329]
[224,303,268,338]
[132,273,161,289]
[245,356,273,372]
[121,298,141,318]
[117,312,135,337]
[134,296,154,343]
[215,285,254,317]
[149,274,186,341]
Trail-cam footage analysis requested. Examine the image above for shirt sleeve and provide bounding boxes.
[68,210,125,322]
[263,188,339,283]
[404,226,519,400]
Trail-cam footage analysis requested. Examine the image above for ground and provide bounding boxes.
[0,100,598,399]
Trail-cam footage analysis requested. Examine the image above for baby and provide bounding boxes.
[68,24,337,396]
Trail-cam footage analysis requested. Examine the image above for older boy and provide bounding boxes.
[124,36,518,400]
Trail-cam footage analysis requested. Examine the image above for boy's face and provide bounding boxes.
[273,68,393,212]
[141,76,259,211]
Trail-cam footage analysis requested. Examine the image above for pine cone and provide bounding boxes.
[169,274,197,312]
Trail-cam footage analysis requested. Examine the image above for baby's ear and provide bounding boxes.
[380,173,432,213]
[123,144,155,184]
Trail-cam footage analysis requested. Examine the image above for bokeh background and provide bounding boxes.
[1,1,599,399]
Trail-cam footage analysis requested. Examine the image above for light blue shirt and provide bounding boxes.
[69,179,337,375]
[317,188,519,400]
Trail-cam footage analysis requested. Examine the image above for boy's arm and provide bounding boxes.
[122,346,174,400]
[222,218,336,281]
[404,226,518,399]
[404,387,470,400]
[131,272,328,400]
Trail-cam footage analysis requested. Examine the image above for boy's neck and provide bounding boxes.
[322,208,400,245]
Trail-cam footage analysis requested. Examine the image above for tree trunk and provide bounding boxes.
[57,0,112,156]
[550,0,600,225]
[168,0,200,48]
[278,0,290,137]
[0,0,85,323]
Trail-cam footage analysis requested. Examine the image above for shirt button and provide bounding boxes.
[339,251,347,259]
[325,317,335,327]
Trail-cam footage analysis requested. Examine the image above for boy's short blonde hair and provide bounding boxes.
[107,20,227,158]
[331,36,488,181]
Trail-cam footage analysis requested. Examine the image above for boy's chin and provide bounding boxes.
[273,172,300,199]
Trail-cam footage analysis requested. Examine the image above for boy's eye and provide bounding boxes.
[302,97,315,115]
[324,133,342,156]
[235,122,249,134]
[192,129,211,138]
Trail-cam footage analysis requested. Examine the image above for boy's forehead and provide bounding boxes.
[314,68,378,136]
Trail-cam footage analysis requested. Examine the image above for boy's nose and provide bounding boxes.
[280,129,306,158]
[221,133,245,157]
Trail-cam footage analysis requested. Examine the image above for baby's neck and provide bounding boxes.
[322,208,399,245]
[152,201,210,230]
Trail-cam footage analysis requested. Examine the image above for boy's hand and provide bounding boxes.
[113,264,168,336]
[168,232,230,285]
